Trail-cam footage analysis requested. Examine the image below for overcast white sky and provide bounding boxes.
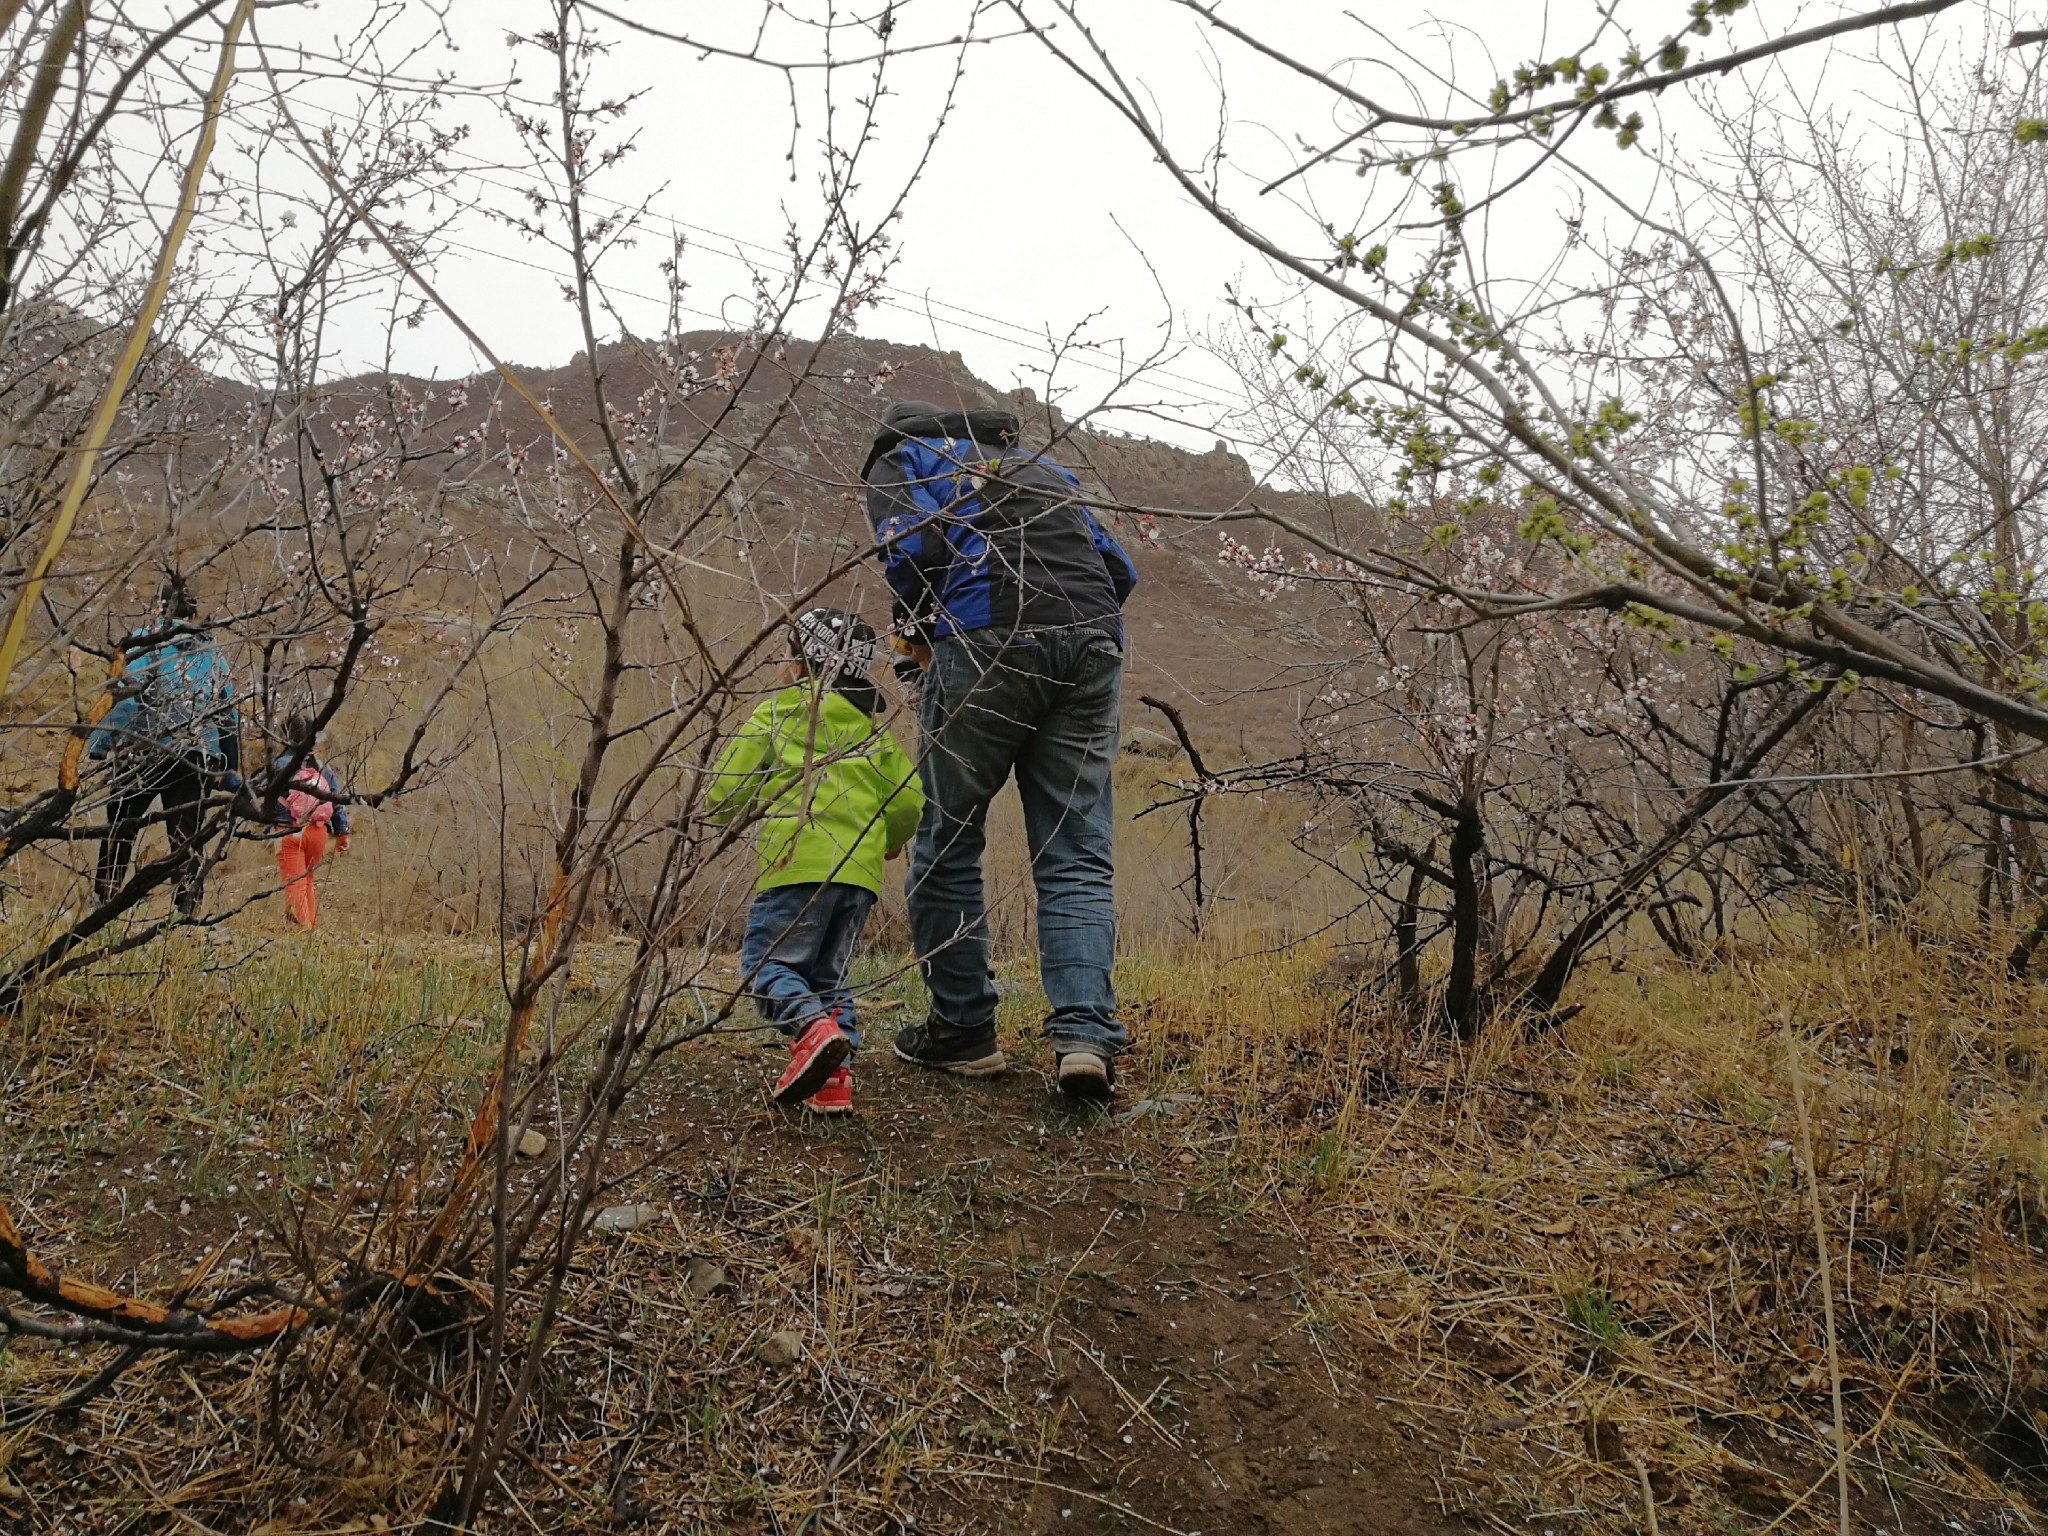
[231,0,2019,448]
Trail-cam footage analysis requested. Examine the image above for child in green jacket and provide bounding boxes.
[707,608,923,1114]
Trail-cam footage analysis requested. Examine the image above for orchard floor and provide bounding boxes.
[3,929,2044,1533]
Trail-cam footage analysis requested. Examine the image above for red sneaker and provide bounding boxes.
[773,1014,850,1105]
[804,1066,853,1115]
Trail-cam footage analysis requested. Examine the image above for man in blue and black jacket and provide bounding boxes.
[864,399,1138,1101]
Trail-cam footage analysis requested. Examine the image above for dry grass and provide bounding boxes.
[0,933,1191,1532]
[1118,928,2048,1531]
[5,904,2048,1532]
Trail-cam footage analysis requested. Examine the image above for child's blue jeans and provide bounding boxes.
[739,881,878,1049]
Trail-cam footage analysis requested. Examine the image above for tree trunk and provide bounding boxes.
[1394,851,1428,1024]
[1435,794,1485,1040]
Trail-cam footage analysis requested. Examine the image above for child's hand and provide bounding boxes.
[888,635,932,670]
[885,843,906,862]
[336,835,352,854]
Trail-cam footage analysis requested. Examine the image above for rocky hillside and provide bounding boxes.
[455,331,1349,756]
[55,327,1354,759]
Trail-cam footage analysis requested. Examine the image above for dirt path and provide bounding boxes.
[625,1031,1484,1535]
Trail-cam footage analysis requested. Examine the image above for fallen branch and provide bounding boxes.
[0,1344,143,1427]
[0,1200,306,1348]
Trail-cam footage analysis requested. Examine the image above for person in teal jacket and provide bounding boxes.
[707,608,923,1115]
[87,575,241,915]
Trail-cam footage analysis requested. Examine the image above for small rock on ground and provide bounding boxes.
[595,1202,658,1232]
[683,1257,729,1298]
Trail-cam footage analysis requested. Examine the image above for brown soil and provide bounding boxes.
[632,1037,1486,1536]
[1016,1221,1473,1536]
[847,1073,1474,1536]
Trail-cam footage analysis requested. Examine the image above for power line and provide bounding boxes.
[465,176,1247,412]
[436,231,1250,423]
[269,96,1252,416]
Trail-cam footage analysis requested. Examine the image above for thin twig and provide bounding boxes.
[1786,1020,1851,1536]
[1627,1452,1661,1536]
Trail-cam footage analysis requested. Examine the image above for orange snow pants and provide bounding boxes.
[277,823,329,928]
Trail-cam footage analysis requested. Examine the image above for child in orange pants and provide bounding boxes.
[274,714,351,928]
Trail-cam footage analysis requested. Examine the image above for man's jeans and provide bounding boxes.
[740,881,878,1049]
[909,625,1127,1056]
